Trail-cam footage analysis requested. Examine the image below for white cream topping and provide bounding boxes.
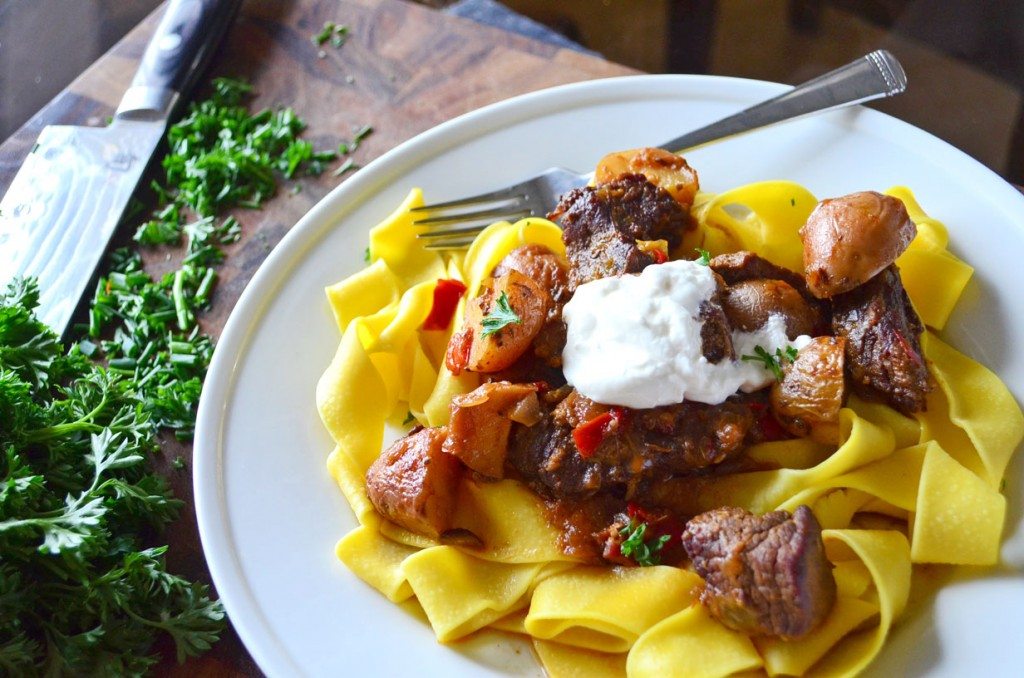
[561,260,810,408]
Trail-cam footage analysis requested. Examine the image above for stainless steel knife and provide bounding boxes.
[0,0,241,334]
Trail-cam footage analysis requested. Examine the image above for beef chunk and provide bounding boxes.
[365,427,462,539]
[699,276,735,363]
[681,505,836,639]
[507,389,754,499]
[831,265,932,414]
[549,174,689,290]
[710,251,808,293]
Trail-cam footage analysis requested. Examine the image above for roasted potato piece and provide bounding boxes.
[365,426,461,539]
[721,279,822,339]
[594,147,700,207]
[800,191,916,298]
[492,244,570,306]
[445,270,550,375]
[443,381,540,478]
[770,336,846,444]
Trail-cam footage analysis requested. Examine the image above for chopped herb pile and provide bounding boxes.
[480,291,521,337]
[619,520,671,567]
[106,77,354,441]
[742,344,800,380]
[0,279,224,674]
[694,247,711,266]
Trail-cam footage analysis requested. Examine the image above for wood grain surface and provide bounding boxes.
[0,0,634,674]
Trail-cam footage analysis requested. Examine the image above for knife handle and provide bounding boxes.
[116,0,242,119]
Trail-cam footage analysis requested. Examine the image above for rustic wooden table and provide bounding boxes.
[0,0,633,674]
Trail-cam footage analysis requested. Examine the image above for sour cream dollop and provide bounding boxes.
[561,260,810,408]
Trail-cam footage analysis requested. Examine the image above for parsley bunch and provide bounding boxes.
[0,279,224,675]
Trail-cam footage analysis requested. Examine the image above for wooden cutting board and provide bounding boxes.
[0,0,634,673]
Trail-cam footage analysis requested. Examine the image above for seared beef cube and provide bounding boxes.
[831,265,932,414]
[699,290,735,364]
[443,381,540,478]
[710,251,809,293]
[549,174,688,290]
[506,390,754,499]
[365,426,461,539]
[682,505,836,638]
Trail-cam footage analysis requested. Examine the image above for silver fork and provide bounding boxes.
[414,50,906,249]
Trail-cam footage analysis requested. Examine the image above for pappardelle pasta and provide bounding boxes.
[316,149,1022,677]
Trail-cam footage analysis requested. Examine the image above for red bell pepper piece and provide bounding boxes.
[422,278,467,331]
[572,407,629,458]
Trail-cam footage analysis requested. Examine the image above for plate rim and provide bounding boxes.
[192,72,1024,677]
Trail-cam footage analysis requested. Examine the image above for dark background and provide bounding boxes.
[3,0,1023,178]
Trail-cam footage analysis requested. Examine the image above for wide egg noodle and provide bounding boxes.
[886,186,974,331]
[694,409,895,515]
[687,181,817,270]
[317,184,1021,677]
[335,523,416,602]
[400,546,544,642]
[524,566,703,653]
[533,639,628,678]
[921,330,1024,488]
[625,603,764,678]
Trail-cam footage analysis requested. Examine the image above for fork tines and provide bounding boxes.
[413,188,537,248]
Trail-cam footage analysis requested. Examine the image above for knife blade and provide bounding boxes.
[0,0,242,334]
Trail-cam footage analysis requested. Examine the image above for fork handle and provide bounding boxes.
[659,50,907,152]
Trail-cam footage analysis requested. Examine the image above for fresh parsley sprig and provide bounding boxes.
[742,344,800,380]
[619,520,671,567]
[480,291,521,337]
[694,247,711,266]
[0,280,225,674]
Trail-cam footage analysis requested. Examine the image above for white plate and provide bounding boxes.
[194,75,1024,677]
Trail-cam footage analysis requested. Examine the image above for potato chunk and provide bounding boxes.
[594,147,700,207]
[365,426,461,538]
[770,336,846,444]
[443,381,540,478]
[445,270,550,374]
[800,191,916,298]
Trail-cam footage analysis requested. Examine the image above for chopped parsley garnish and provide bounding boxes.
[619,520,671,566]
[480,291,521,337]
[694,247,711,266]
[332,157,360,177]
[742,344,799,380]
[313,21,350,47]
[0,279,225,673]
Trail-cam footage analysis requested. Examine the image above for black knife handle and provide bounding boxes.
[116,0,242,120]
